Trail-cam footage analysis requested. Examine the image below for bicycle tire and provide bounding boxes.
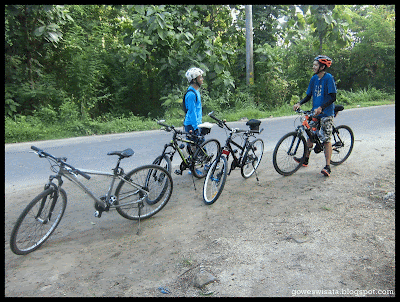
[191,138,221,178]
[10,187,67,255]
[241,138,264,178]
[273,131,307,176]
[330,125,354,166]
[114,164,173,220]
[153,155,172,174]
[203,155,228,205]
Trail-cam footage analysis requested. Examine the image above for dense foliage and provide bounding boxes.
[4,5,395,142]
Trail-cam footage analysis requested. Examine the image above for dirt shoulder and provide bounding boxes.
[5,131,395,297]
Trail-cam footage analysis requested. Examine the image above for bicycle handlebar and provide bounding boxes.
[295,108,317,119]
[31,146,91,180]
[208,111,264,134]
[208,111,231,131]
[157,120,202,138]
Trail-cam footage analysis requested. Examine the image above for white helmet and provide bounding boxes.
[185,67,204,83]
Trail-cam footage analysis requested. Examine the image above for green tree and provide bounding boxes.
[298,5,353,53]
[5,5,73,115]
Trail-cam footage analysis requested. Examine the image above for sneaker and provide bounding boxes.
[294,157,308,167]
[195,169,203,176]
[321,165,331,177]
[188,169,203,176]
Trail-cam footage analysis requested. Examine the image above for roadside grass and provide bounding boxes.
[5,90,394,144]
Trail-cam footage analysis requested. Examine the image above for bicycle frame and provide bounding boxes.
[221,131,254,173]
[293,113,326,154]
[161,132,197,165]
[50,165,150,211]
[157,121,208,169]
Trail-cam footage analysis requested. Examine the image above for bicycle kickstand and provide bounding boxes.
[137,202,144,235]
[190,173,197,191]
[253,163,260,184]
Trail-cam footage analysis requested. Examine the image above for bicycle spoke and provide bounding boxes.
[115,165,173,220]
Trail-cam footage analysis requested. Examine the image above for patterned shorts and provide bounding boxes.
[319,116,334,143]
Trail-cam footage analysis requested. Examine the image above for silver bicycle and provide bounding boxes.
[10,146,173,255]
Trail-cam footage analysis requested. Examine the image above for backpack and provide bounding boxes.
[182,90,198,114]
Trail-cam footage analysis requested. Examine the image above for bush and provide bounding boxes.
[59,100,80,122]
[33,104,58,124]
[337,87,391,106]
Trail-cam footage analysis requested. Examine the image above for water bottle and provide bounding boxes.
[179,143,189,159]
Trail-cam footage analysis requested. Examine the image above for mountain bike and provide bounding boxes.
[203,112,264,205]
[10,146,173,255]
[153,120,220,179]
[272,106,354,176]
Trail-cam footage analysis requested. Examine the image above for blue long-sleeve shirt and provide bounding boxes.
[183,86,202,130]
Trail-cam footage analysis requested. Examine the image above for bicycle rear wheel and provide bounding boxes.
[241,138,264,178]
[273,132,307,176]
[203,155,228,205]
[114,165,173,220]
[330,125,354,165]
[191,138,221,178]
[10,187,67,255]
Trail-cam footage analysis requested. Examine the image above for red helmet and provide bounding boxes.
[314,55,332,68]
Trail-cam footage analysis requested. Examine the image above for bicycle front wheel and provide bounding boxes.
[203,155,228,205]
[273,132,307,176]
[241,138,264,178]
[152,155,172,174]
[191,138,221,178]
[330,125,354,165]
[114,165,173,220]
[10,187,67,255]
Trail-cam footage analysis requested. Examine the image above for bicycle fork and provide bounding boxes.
[36,177,63,224]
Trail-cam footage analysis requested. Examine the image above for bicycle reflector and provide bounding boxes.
[222,149,230,156]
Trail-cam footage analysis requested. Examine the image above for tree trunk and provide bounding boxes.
[245,5,254,85]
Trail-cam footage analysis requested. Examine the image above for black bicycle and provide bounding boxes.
[203,112,264,205]
[10,146,173,255]
[154,120,221,179]
[272,106,354,176]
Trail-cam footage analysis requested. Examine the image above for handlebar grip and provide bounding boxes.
[31,145,54,159]
[76,169,91,180]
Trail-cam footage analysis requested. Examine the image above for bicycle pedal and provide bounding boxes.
[174,170,182,175]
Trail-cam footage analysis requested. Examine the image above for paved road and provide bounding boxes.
[5,104,395,190]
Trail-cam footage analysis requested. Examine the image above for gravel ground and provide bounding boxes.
[5,127,395,297]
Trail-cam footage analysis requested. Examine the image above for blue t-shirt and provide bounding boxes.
[306,73,337,117]
[183,86,202,130]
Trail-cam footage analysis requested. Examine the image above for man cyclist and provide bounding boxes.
[293,55,337,177]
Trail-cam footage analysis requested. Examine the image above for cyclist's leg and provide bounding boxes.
[184,124,198,154]
[320,116,334,167]
[295,137,312,166]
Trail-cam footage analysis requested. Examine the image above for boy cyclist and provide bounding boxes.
[293,55,337,177]
[184,67,204,136]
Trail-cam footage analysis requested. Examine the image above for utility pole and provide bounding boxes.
[245,5,254,85]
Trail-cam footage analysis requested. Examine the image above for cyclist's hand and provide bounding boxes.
[314,107,322,116]
[293,103,300,111]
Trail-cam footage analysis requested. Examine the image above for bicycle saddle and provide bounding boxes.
[334,104,344,113]
[107,148,135,158]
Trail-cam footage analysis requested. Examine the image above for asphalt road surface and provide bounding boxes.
[5,104,394,191]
